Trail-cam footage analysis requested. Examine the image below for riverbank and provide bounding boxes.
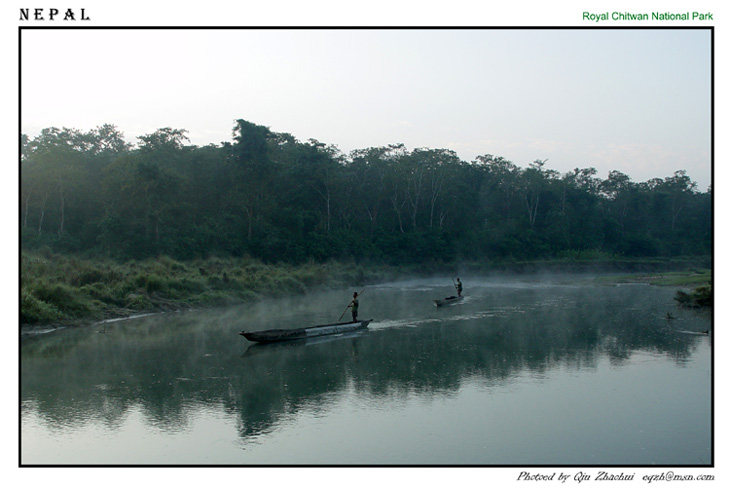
[595,269,712,309]
[595,269,712,287]
[20,250,397,330]
[20,249,711,330]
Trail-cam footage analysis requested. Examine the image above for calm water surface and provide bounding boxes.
[20,274,712,465]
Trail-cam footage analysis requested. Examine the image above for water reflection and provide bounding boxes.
[21,275,711,464]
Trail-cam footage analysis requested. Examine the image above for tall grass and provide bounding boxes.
[20,251,391,327]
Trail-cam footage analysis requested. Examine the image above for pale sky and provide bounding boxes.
[20,27,712,190]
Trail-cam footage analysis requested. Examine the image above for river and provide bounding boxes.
[20,274,712,466]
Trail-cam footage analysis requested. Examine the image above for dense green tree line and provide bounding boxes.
[21,120,711,264]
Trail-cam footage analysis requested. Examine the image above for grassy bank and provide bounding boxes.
[20,249,712,328]
[20,250,397,328]
[595,269,712,287]
[595,269,712,309]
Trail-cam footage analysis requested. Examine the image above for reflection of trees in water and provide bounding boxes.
[22,285,710,441]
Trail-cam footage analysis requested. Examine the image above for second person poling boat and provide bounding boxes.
[434,278,465,307]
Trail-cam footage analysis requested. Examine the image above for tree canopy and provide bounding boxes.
[21,120,712,264]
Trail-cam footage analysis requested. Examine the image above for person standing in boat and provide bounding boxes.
[456,278,463,297]
[349,291,359,322]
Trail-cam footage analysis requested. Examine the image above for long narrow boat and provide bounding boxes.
[240,319,372,343]
[433,295,464,307]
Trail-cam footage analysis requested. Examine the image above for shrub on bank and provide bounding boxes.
[675,285,712,308]
[20,289,63,324]
[29,280,92,317]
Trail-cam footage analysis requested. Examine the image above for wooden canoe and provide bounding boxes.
[240,319,372,343]
[433,295,464,307]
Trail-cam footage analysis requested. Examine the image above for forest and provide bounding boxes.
[21,119,712,265]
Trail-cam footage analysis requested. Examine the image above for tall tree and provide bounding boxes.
[230,119,277,241]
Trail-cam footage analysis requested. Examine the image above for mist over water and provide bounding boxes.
[21,274,712,465]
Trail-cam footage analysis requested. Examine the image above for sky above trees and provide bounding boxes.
[20,27,711,191]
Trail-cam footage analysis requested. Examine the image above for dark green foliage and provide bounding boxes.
[21,121,711,266]
[20,290,64,324]
[27,281,92,317]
